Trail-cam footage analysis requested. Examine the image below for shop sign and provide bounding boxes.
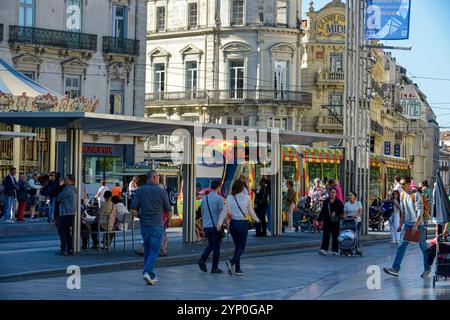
[384,142,391,155]
[366,0,411,40]
[394,144,400,157]
[82,145,113,155]
[316,14,346,37]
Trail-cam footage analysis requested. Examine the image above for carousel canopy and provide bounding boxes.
[0,58,98,112]
[0,58,61,97]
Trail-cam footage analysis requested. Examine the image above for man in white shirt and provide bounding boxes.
[95,180,109,207]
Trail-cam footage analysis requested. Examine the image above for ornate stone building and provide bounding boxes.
[145,0,312,159]
[0,0,147,189]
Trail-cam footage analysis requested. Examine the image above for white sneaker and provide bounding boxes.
[318,249,327,256]
[390,240,397,244]
[420,271,431,278]
[332,251,339,256]
[142,272,157,285]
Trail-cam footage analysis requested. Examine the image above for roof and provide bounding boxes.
[0,112,346,145]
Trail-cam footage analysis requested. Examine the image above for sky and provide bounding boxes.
[301,0,450,129]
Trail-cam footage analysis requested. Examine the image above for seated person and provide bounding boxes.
[112,196,130,231]
[91,191,116,249]
[426,222,450,267]
[297,196,312,218]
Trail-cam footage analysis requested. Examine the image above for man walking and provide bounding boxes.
[131,170,172,285]
[384,177,431,278]
[198,180,225,273]
[56,175,77,256]
[2,167,19,223]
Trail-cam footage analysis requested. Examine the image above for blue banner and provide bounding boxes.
[365,0,411,40]
[394,144,400,157]
[384,142,391,155]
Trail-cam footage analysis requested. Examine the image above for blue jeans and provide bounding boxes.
[392,224,430,272]
[201,227,222,269]
[140,226,164,275]
[2,195,15,220]
[229,220,248,271]
[49,197,56,221]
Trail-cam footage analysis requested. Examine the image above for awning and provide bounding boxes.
[283,145,301,161]
[0,112,347,146]
[370,153,382,167]
[300,146,344,163]
[384,155,409,169]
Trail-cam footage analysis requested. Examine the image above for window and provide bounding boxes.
[19,0,34,27]
[64,75,81,98]
[274,61,288,99]
[156,6,166,32]
[113,5,127,38]
[277,0,288,26]
[109,80,124,115]
[409,100,421,116]
[229,60,244,99]
[231,0,244,26]
[226,116,248,126]
[66,0,82,32]
[329,93,343,116]
[185,61,198,96]
[330,53,343,72]
[188,3,198,29]
[154,64,165,98]
[267,117,287,130]
[21,71,35,80]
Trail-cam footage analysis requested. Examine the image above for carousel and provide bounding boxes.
[0,58,98,175]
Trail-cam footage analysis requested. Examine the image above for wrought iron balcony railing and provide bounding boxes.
[316,115,343,130]
[9,25,97,51]
[371,119,384,136]
[102,36,139,56]
[146,90,313,105]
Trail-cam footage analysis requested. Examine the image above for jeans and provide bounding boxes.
[49,197,56,221]
[58,215,74,252]
[389,214,401,242]
[229,220,248,271]
[2,195,15,220]
[392,224,430,272]
[140,226,164,275]
[286,203,295,232]
[201,227,222,269]
[321,221,340,253]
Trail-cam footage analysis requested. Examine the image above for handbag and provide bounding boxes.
[233,195,254,230]
[404,228,421,243]
[328,202,339,223]
[206,195,226,239]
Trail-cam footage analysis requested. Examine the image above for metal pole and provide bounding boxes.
[270,141,283,236]
[182,134,196,243]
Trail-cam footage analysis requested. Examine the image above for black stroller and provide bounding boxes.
[433,234,450,288]
[369,198,385,231]
[338,218,362,257]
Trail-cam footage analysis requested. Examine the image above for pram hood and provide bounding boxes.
[340,218,357,231]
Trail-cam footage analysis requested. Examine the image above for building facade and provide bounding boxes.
[0,0,147,190]
[144,0,312,159]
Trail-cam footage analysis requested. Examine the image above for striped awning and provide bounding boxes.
[300,146,343,163]
[370,154,382,167]
[384,155,409,170]
[282,145,300,161]
[0,58,61,97]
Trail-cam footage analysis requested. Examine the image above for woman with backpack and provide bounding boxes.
[217,179,260,275]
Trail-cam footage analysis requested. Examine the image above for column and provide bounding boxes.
[270,141,283,236]
[49,128,57,172]
[66,128,83,253]
[12,125,21,170]
[182,135,196,243]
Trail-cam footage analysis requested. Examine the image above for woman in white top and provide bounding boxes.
[217,179,260,275]
[344,191,363,234]
[389,190,401,244]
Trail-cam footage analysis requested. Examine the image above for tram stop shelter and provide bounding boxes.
[0,112,345,252]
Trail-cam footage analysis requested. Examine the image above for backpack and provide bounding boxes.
[401,191,430,221]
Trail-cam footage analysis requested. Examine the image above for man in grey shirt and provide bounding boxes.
[197,180,225,274]
[131,170,172,285]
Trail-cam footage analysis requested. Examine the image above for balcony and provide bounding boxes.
[316,70,344,86]
[316,116,343,131]
[146,90,313,106]
[102,37,139,56]
[371,119,384,136]
[9,25,97,51]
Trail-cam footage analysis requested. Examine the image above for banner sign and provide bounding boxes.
[365,0,411,40]
[384,142,391,155]
[394,144,401,157]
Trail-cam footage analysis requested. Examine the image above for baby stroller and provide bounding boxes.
[293,209,320,233]
[369,198,384,231]
[338,218,362,257]
[433,234,450,288]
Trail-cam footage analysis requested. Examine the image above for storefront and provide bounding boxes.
[57,142,135,194]
[370,154,382,201]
